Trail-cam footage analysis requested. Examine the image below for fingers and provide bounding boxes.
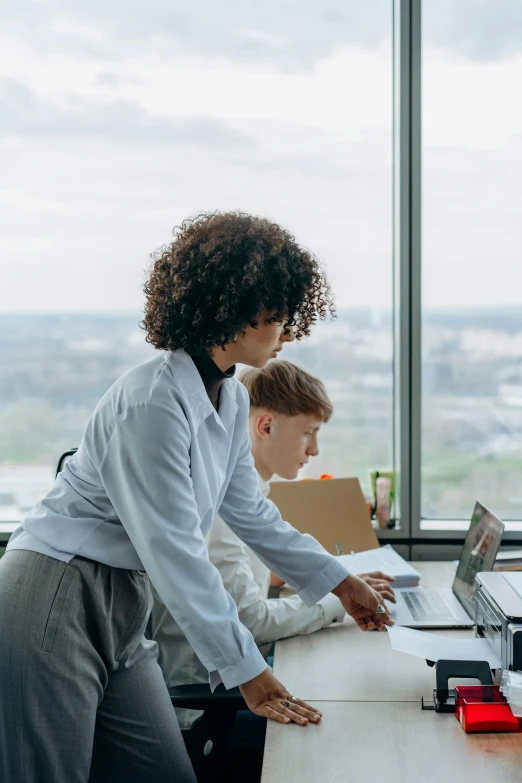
[366,571,395,583]
[260,698,323,726]
[276,704,309,726]
[351,605,382,621]
[267,704,320,726]
[239,669,325,728]
[356,616,390,631]
[378,585,396,602]
[352,587,381,615]
[353,605,394,631]
[276,703,308,725]
[288,698,322,717]
[372,610,394,630]
[265,706,292,724]
[284,697,321,722]
[363,579,396,601]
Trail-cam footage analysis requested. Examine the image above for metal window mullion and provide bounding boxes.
[393,0,422,543]
[409,0,422,538]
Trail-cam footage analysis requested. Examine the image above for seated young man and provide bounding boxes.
[151,360,394,741]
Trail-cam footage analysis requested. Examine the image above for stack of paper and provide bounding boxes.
[337,544,421,587]
[500,670,522,716]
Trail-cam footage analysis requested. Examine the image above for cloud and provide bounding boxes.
[0,1,521,317]
[425,0,522,62]
[0,102,393,313]
[422,134,522,308]
[4,0,522,68]
[2,236,57,255]
[0,189,77,215]
[3,1,392,70]
[0,78,256,148]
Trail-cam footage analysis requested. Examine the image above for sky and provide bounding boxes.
[1,0,521,312]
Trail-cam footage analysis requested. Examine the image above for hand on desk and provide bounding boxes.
[358,571,396,603]
[332,574,394,632]
[239,667,322,726]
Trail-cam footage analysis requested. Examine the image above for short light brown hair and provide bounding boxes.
[239,360,333,422]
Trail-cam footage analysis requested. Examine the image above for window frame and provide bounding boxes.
[3,1,522,555]
[384,0,522,550]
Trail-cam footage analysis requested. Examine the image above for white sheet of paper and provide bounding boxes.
[337,544,421,580]
[387,625,502,669]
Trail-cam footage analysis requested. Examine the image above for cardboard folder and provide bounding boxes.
[268,477,378,555]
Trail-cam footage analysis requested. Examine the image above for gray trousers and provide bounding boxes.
[0,550,197,783]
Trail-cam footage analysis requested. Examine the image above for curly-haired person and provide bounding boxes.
[0,212,392,783]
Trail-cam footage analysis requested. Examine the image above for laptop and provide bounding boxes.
[391,501,505,628]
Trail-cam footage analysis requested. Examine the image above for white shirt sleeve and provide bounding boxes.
[219,425,350,606]
[99,401,267,690]
[207,514,346,646]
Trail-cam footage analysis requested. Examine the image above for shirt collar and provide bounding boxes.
[191,351,236,408]
[165,349,238,427]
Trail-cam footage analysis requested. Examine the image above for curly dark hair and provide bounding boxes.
[141,211,335,353]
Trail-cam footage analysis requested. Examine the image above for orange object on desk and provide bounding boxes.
[299,474,335,481]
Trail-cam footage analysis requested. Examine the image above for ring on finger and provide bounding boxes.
[291,696,301,704]
[284,700,291,708]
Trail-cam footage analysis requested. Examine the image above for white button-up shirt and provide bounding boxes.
[153,475,346,728]
[7,349,349,689]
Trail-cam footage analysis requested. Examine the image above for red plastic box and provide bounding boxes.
[455,685,521,733]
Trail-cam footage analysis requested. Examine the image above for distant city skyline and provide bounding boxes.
[3,307,522,521]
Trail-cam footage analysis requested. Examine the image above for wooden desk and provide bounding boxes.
[262,702,522,783]
[262,562,522,782]
[273,561,470,702]
[271,620,473,702]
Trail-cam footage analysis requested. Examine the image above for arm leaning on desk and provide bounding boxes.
[262,561,522,783]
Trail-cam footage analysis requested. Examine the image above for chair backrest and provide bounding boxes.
[55,448,78,477]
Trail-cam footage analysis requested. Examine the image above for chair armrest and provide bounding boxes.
[168,683,246,711]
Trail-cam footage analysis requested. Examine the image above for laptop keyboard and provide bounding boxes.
[401,590,459,622]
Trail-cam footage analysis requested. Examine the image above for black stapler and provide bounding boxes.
[421,659,493,713]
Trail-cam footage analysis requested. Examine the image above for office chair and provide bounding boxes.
[55,448,78,477]
[168,684,247,781]
[55,449,247,782]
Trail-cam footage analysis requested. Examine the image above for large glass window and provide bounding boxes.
[271,5,394,497]
[422,1,522,523]
[0,2,394,521]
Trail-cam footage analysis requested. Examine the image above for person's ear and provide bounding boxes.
[256,411,274,440]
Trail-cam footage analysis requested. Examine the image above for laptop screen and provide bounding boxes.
[452,501,505,618]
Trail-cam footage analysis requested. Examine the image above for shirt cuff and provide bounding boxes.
[297,559,349,607]
[208,645,268,691]
[318,592,346,627]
